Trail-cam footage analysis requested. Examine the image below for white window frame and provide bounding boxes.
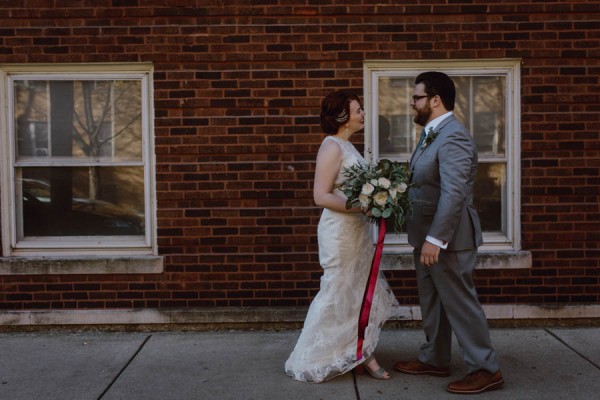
[363,59,522,253]
[0,63,157,257]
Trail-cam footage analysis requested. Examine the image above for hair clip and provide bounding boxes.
[335,109,348,122]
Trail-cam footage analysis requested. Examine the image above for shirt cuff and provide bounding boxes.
[426,235,448,249]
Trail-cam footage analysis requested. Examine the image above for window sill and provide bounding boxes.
[382,250,532,270]
[0,255,163,275]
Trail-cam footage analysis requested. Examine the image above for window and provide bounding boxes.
[364,59,521,253]
[0,63,157,257]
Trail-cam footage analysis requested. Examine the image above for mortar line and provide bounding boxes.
[97,334,152,400]
[544,328,600,370]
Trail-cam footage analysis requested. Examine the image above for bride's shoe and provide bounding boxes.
[365,365,391,380]
[356,355,391,380]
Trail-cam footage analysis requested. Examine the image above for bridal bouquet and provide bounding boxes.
[338,159,412,230]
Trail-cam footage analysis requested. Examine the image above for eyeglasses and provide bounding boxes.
[412,95,429,102]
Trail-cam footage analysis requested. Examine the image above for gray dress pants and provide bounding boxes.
[414,248,499,374]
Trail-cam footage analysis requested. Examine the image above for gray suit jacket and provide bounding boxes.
[407,115,483,251]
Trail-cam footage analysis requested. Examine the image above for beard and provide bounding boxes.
[413,102,432,126]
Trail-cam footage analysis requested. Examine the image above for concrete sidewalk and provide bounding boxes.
[1,327,599,400]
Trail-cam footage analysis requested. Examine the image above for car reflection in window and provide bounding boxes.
[22,178,144,236]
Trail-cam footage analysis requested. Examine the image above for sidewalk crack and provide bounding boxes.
[97,334,152,400]
[545,329,600,370]
[352,370,361,400]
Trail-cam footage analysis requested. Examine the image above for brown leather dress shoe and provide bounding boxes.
[393,360,451,377]
[446,369,504,394]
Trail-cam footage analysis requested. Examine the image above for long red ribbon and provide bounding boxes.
[356,218,387,361]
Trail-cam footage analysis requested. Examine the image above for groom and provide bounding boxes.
[393,72,504,394]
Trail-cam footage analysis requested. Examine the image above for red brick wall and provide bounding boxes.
[0,1,598,311]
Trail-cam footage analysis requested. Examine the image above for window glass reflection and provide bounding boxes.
[473,163,506,233]
[19,167,145,237]
[15,80,143,161]
[453,76,505,156]
[378,77,417,155]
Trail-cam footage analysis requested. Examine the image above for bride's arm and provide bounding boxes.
[313,140,362,214]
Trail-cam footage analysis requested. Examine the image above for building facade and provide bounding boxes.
[0,1,598,327]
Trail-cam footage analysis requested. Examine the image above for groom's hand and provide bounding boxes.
[420,241,441,267]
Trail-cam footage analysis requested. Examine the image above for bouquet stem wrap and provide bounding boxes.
[356,218,387,361]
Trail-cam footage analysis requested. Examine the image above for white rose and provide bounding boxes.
[396,182,407,193]
[374,191,388,207]
[358,193,370,207]
[377,177,391,189]
[361,183,375,195]
[388,188,397,199]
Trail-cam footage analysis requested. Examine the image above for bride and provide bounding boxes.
[285,90,398,383]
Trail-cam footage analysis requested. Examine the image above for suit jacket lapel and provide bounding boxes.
[410,129,426,169]
[409,114,457,169]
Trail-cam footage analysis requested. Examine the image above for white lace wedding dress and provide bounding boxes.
[285,136,399,383]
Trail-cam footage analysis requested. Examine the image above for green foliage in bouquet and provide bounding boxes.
[338,159,412,230]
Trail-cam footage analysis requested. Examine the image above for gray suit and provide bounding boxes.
[407,115,499,374]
